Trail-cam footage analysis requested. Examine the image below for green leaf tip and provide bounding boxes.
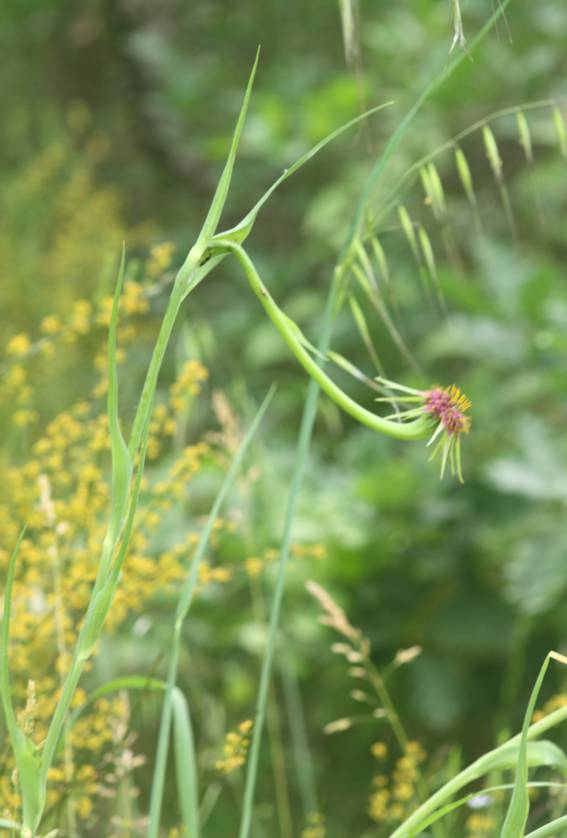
[189,47,261,265]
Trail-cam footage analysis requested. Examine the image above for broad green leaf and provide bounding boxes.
[390,737,567,838]
[485,739,567,775]
[12,729,44,833]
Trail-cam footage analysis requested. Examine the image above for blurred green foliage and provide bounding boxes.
[2,0,567,835]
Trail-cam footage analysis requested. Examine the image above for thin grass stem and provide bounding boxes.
[147,388,275,838]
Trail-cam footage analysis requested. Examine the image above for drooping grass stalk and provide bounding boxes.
[236,3,514,834]
[147,387,275,838]
[374,99,554,232]
[209,241,431,442]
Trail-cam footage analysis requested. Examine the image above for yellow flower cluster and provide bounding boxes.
[0,341,211,822]
[533,692,567,722]
[244,543,327,578]
[170,359,210,411]
[146,241,177,278]
[302,811,326,838]
[465,812,496,837]
[368,740,426,825]
[215,719,253,774]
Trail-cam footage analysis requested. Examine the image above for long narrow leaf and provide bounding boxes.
[148,386,275,838]
[172,688,200,838]
[0,529,26,738]
[211,102,393,250]
[106,246,133,551]
[193,47,260,256]
[524,814,567,837]
[409,781,566,838]
[389,732,567,838]
[0,529,45,831]
[500,652,567,837]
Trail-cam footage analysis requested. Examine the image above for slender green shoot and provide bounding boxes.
[147,387,275,838]
[388,710,567,838]
[411,782,566,837]
[500,651,567,837]
[0,529,46,832]
[171,688,200,838]
[524,814,567,837]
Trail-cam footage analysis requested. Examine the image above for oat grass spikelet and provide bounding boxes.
[376,378,472,482]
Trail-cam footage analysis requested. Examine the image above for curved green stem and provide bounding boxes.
[211,240,431,442]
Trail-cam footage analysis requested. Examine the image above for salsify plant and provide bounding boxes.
[2,0,567,835]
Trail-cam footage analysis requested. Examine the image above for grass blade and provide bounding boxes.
[389,718,567,838]
[148,386,275,838]
[407,781,565,838]
[0,818,21,830]
[500,652,567,837]
[524,814,567,837]
[0,529,26,741]
[0,529,46,832]
[172,687,200,838]
[106,246,133,552]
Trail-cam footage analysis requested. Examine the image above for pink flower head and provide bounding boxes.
[375,379,472,483]
[424,385,471,436]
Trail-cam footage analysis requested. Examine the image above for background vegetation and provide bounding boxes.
[1,1,567,835]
